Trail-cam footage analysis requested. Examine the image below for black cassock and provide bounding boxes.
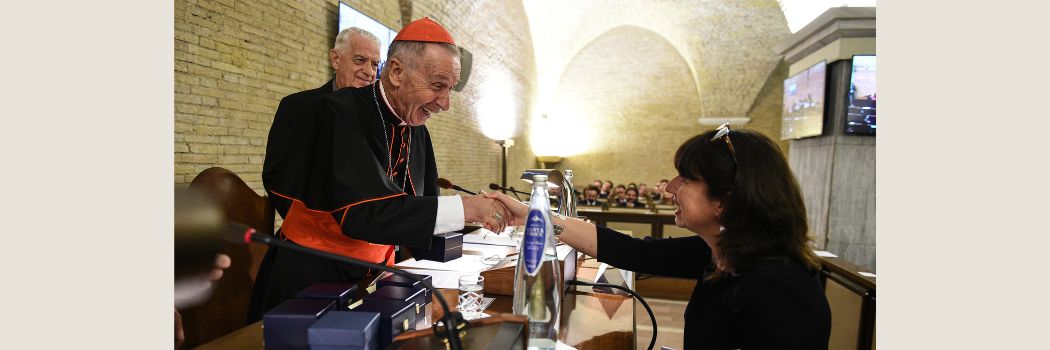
[248,82,440,322]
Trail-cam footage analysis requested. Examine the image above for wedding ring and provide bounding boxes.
[493,212,504,221]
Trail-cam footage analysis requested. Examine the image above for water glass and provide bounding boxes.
[458,275,485,319]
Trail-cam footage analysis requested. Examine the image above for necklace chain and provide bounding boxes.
[372,84,412,192]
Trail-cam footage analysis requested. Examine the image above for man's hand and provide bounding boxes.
[482,191,529,226]
[462,194,512,233]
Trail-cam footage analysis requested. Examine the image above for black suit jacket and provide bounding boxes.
[262,80,334,199]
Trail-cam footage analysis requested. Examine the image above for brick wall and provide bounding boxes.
[407,0,538,195]
[174,0,402,190]
[175,0,535,197]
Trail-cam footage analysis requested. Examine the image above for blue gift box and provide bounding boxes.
[351,298,417,350]
[296,283,360,310]
[407,232,463,262]
[363,286,427,321]
[376,273,433,305]
[307,311,380,350]
[263,299,336,349]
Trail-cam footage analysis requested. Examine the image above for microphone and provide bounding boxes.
[436,178,478,195]
[488,183,529,197]
[222,222,467,350]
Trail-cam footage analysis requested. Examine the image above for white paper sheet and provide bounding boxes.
[814,250,837,258]
[858,272,876,278]
[462,230,519,247]
[400,269,480,289]
[594,263,609,284]
[463,243,515,258]
[556,340,578,350]
[395,254,490,273]
[556,244,574,260]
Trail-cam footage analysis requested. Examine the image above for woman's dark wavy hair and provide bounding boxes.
[674,128,820,279]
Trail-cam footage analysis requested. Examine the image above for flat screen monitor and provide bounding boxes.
[338,3,398,77]
[845,55,876,135]
[781,60,827,140]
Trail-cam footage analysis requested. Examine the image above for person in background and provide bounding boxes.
[651,179,669,202]
[579,185,602,206]
[638,183,649,199]
[627,182,637,190]
[600,180,613,199]
[592,179,603,189]
[617,187,644,208]
[263,27,382,207]
[612,184,627,205]
[484,126,831,349]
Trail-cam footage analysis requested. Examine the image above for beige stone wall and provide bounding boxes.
[174,0,536,196]
[747,61,791,154]
[550,26,700,187]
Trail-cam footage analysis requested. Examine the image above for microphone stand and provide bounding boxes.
[506,186,522,201]
[244,232,466,350]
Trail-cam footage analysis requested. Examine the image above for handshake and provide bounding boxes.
[460,192,531,233]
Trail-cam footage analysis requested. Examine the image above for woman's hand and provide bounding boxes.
[482,191,529,226]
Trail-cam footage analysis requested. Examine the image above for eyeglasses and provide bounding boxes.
[711,122,738,165]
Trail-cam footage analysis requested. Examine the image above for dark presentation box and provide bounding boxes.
[352,298,417,350]
[307,311,381,350]
[295,283,359,310]
[376,273,433,302]
[263,298,336,350]
[363,286,427,321]
[407,232,463,262]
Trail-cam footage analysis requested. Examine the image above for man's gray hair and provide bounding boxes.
[382,41,459,76]
[333,27,380,52]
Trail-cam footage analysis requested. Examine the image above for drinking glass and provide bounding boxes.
[458,275,485,319]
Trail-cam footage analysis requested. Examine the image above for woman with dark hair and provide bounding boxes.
[486,125,830,349]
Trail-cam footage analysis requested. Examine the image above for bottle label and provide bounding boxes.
[522,210,547,276]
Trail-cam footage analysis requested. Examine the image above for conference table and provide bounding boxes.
[197,258,637,350]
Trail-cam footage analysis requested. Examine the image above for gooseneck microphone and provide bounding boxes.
[436,178,478,195]
[488,183,529,196]
[222,223,467,350]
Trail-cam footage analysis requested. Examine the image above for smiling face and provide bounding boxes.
[666,176,724,237]
[383,44,461,126]
[626,189,638,202]
[330,34,380,89]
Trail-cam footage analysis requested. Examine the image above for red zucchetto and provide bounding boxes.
[393,17,456,45]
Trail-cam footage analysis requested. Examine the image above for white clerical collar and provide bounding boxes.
[378,82,407,126]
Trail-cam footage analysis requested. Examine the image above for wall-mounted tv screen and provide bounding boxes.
[781,60,827,140]
[338,3,398,77]
[845,55,876,135]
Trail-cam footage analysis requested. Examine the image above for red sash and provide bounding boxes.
[278,197,395,266]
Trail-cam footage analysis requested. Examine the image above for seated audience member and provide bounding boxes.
[613,184,627,205]
[600,180,613,199]
[579,185,602,206]
[627,182,637,189]
[484,126,831,349]
[592,179,603,189]
[616,188,644,208]
[638,183,649,198]
[651,179,669,201]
